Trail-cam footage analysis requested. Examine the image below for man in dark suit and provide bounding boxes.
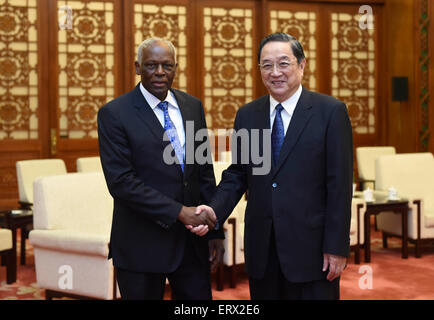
[97,38,224,300]
[193,33,353,299]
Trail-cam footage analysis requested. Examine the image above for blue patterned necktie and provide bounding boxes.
[157,101,185,172]
[271,104,285,165]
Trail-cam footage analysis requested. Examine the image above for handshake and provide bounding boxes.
[178,205,217,236]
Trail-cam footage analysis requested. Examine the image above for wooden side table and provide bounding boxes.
[356,193,409,263]
[0,209,33,266]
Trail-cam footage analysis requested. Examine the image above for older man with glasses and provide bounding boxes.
[193,33,353,300]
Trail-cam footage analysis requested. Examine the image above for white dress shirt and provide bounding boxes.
[139,83,185,149]
[269,84,303,135]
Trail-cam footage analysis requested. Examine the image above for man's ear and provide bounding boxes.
[299,58,306,71]
[134,61,141,76]
[299,59,306,78]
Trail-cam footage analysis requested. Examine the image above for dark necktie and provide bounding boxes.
[157,101,184,172]
[271,104,284,165]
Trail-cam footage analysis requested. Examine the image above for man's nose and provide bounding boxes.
[271,63,282,76]
[155,64,165,74]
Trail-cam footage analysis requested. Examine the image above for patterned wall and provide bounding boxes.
[269,9,317,91]
[202,6,254,129]
[0,1,382,140]
[57,0,116,139]
[331,12,376,135]
[0,0,385,209]
[0,1,380,139]
[133,2,188,92]
[0,0,39,140]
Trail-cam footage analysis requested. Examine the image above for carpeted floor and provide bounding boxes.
[1,227,434,300]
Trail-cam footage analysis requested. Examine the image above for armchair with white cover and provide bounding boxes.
[375,152,434,258]
[15,158,68,265]
[29,172,119,299]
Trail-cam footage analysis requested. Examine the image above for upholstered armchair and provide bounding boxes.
[375,152,434,258]
[356,146,396,190]
[0,228,16,284]
[213,158,246,290]
[15,159,67,265]
[16,159,67,209]
[76,156,103,173]
[29,172,119,299]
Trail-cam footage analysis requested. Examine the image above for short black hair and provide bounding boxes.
[257,32,305,64]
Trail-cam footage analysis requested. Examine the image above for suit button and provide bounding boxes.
[272,182,277,188]
[184,181,188,187]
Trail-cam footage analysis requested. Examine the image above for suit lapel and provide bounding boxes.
[133,84,166,142]
[133,85,184,176]
[254,96,271,130]
[273,88,313,177]
[254,97,271,168]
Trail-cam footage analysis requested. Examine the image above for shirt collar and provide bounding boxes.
[139,83,179,110]
[269,84,303,116]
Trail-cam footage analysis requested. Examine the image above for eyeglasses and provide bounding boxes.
[258,60,296,72]
[142,63,175,72]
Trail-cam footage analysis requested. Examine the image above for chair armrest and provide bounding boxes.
[29,229,109,257]
[351,198,366,246]
[227,218,236,266]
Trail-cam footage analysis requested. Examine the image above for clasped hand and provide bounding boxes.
[179,205,224,271]
[178,205,217,236]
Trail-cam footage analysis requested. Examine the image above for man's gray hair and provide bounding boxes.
[137,37,177,65]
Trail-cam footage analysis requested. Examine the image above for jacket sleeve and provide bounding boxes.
[323,102,354,257]
[209,110,249,227]
[97,104,182,229]
[194,102,225,239]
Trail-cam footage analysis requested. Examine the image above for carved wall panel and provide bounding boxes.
[417,0,430,151]
[0,0,39,140]
[0,0,387,210]
[57,0,116,139]
[202,6,254,129]
[269,9,317,91]
[331,12,376,134]
[133,2,188,92]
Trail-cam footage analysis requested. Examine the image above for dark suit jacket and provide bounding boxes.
[210,87,353,283]
[97,84,221,273]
